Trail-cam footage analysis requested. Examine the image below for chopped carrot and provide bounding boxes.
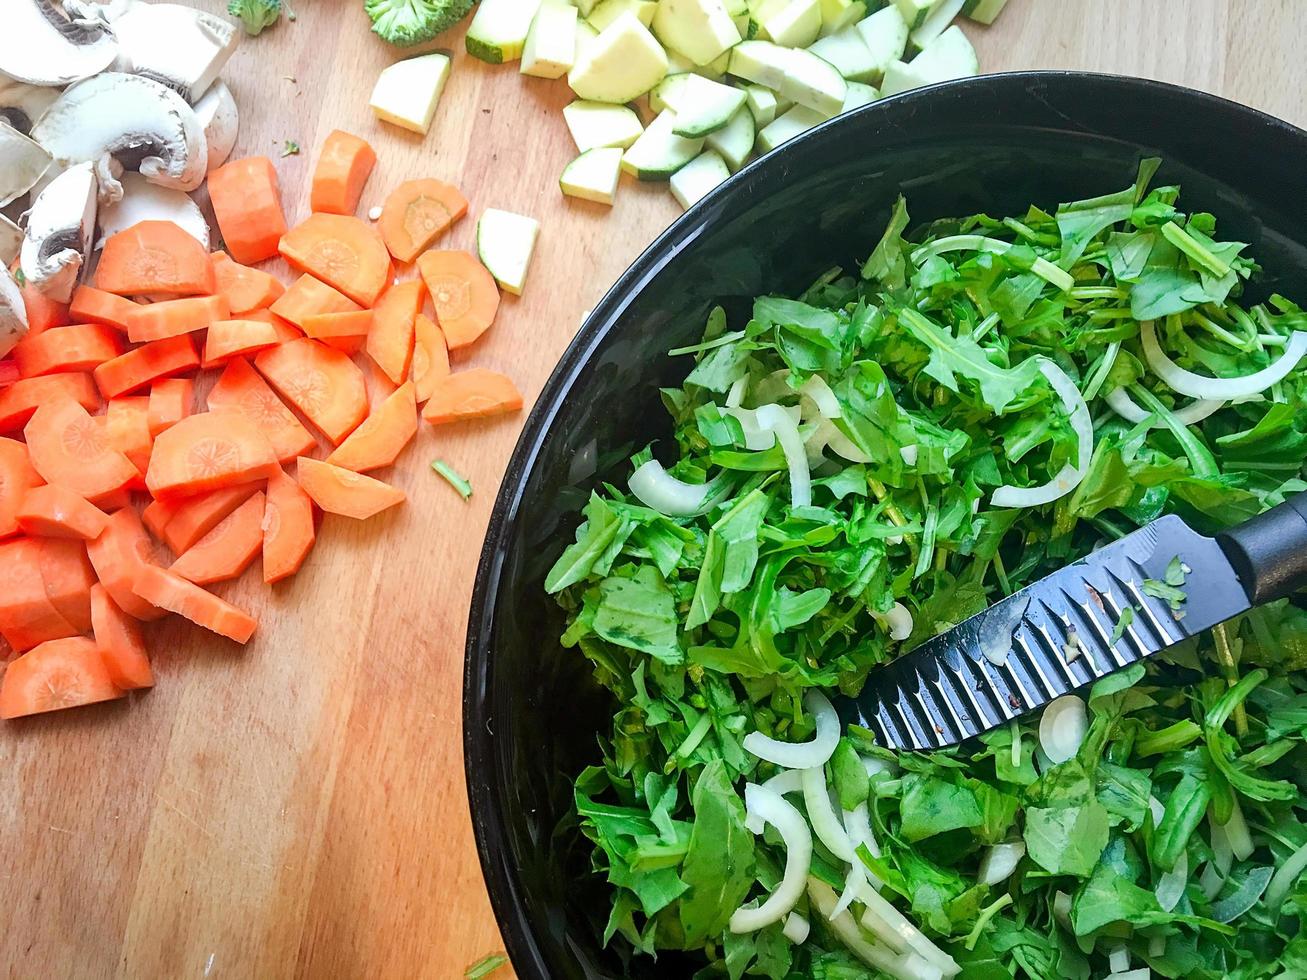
[96,221,215,296]
[0,360,17,387]
[210,250,285,314]
[263,467,315,584]
[36,536,96,633]
[269,273,361,329]
[93,335,200,399]
[89,584,153,691]
[12,323,121,378]
[169,490,265,585]
[104,396,154,475]
[300,309,372,354]
[147,378,194,436]
[310,130,377,216]
[145,410,279,500]
[0,636,124,719]
[422,368,523,425]
[365,359,398,408]
[126,294,229,344]
[279,213,391,307]
[17,484,110,540]
[205,358,317,462]
[0,373,99,432]
[325,381,418,473]
[25,397,138,504]
[296,457,405,520]
[367,279,423,385]
[21,284,71,336]
[0,436,43,539]
[379,179,468,264]
[416,250,499,350]
[132,564,257,643]
[144,482,261,554]
[86,507,166,621]
[255,338,367,445]
[69,285,140,333]
[244,308,303,344]
[0,539,79,651]
[411,313,450,403]
[202,318,281,367]
[207,156,288,264]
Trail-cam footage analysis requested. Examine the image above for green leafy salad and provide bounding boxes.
[545,159,1307,979]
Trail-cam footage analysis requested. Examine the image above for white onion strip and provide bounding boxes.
[748,769,805,833]
[978,841,1025,886]
[992,359,1092,509]
[1155,847,1188,912]
[782,913,810,944]
[1038,694,1088,764]
[858,881,961,975]
[1266,839,1307,909]
[808,880,909,976]
[1141,320,1307,399]
[800,375,842,418]
[729,784,813,933]
[1219,798,1255,861]
[802,764,856,864]
[910,235,1075,292]
[743,690,841,770]
[757,404,812,508]
[1105,386,1224,426]
[627,460,711,516]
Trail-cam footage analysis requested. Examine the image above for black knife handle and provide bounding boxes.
[1216,492,1307,605]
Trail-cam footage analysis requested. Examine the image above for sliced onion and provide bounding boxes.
[979,593,1030,666]
[910,235,1075,292]
[833,851,869,918]
[725,407,779,450]
[991,359,1092,508]
[1141,320,1307,399]
[1199,860,1225,900]
[822,420,874,464]
[874,602,913,642]
[1038,694,1087,764]
[1108,970,1150,980]
[846,803,884,885]
[1210,817,1234,876]
[743,690,840,770]
[978,841,1025,886]
[1104,386,1224,426]
[757,404,812,508]
[862,754,896,779]
[1155,847,1188,912]
[858,881,961,975]
[900,444,919,466]
[730,784,813,933]
[726,374,748,408]
[1148,932,1168,958]
[1265,839,1307,909]
[782,912,810,944]
[1052,891,1072,931]
[628,459,711,516]
[748,769,805,833]
[1219,797,1254,861]
[803,764,856,863]
[1108,946,1130,974]
[800,375,842,418]
[808,879,910,976]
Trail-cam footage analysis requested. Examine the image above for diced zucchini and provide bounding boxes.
[650,73,692,113]
[563,100,645,151]
[560,147,623,204]
[840,79,877,112]
[818,0,865,36]
[892,0,934,29]
[909,0,963,49]
[808,22,876,82]
[658,73,747,137]
[576,0,600,16]
[568,11,668,102]
[962,0,1007,24]
[756,103,827,152]
[705,105,755,171]
[576,18,599,50]
[467,0,544,63]
[652,0,741,67]
[522,0,578,78]
[854,3,909,80]
[587,0,655,30]
[369,53,451,135]
[756,0,821,47]
[743,83,778,127]
[670,150,731,209]
[621,109,705,180]
[728,39,792,90]
[780,48,846,115]
[723,0,751,36]
[881,22,976,94]
[665,49,698,74]
[477,208,541,295]
[703,50,733,80]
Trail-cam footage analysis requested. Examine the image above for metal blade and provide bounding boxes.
[838,515,1252,751]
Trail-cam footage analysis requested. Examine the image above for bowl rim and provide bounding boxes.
[462,69,1307,979]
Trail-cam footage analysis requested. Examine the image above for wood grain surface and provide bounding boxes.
[2,1,1304,977]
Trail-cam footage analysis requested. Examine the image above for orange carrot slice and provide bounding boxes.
[245,308,303,344]
[205,357,317,463]
[21,284,71,335]
[210,250,285,315]
[36,536,96,633]
[16,484,110,540]
[0,373,98,432]
[169,490,265,584]
[263,466,315,584]
[96,220,216,296]
[416,250,499,349]
[255,338,367,445]
[207,156,288,264]
[131,564,257,643]
[93,334,200,399]
[145,410,279,500]
[379,179,468,263]
[12,323,121,377]
[0,436,42,538]
[69,285,140,333]
[367,279,423,385]
[125,294,229,344]
[269,273,362,329]
[411,313,450,403]
[300,310,372,354]
[104,396,154,475]
[89,584,153,691]
[422,368,523,425]
[325,381,418,473]
[25,397,138,503]
[279,213,391,307]
[0,538,79,651]
[0,636,124,719]
[143,482,261,554]
[147,378,194,436]
[86,507,166,621]
[202,318,280,367]
[295,457,405,520]
[310,130,378,216]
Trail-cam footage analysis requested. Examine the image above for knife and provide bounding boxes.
[839,493,1307,751]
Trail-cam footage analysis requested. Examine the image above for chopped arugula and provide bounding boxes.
[547,161,1307,978]
[464,953,507,979]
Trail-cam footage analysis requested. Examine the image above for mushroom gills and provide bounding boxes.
[0,265,30,359]
[0,120,53,207]
[21,161,99,304]
[98,172,210,249]
[0,0,120,87]
[192,80,239,172]
[0,77,61,135]
[110,2,240,103]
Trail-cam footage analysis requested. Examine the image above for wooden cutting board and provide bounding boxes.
[2,1,1304,977]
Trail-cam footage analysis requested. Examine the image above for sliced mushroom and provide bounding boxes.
[0,264,29,358]
[21,161,98,303]
[0,215,22,267]
[0,0,119,87]
[110,3,240,103]
[0,120,53,206]
[0,77,61,135]
[97,172,209,250]
[30,72,207,203]
[88,0,136,22]
[193,79,239,172]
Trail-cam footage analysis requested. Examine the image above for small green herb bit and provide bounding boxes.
[464,953,507,979]
[432,459,472,499]
[281,140,300,157]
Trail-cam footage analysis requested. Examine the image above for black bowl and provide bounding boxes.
[463,71,1307,979]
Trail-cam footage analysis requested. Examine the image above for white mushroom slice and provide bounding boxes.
[31,73,208,199]
[0,0,119,87]
[110,3,240,103]
[21,161,98,303]
[89,0,137,21]
[0,264,30,358]
[0,77,61,134]
[97,172,209,249]
[192,80,239,172]
[0,120,53,206]
[0,215,23,267]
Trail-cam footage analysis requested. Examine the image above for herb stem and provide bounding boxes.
[1212,623,1248,736]
[867,478,907,529]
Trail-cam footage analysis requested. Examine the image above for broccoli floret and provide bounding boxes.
[228,0,282,35]
[364,0,475,47]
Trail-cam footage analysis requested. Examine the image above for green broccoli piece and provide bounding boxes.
[364,0,476,47]
[228,0,282,35]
